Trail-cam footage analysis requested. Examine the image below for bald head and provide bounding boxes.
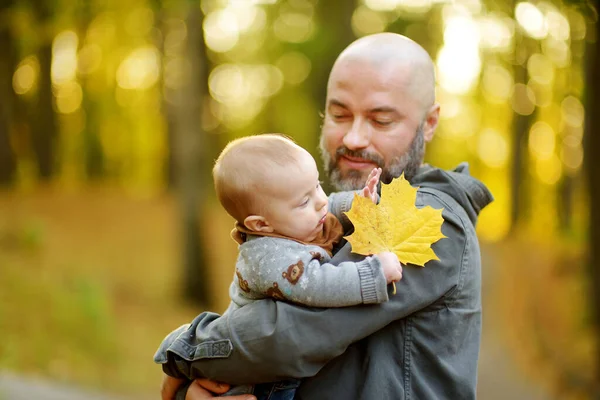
[330,33,436,109]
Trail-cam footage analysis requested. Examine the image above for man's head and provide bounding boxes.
[320,33,440,191]
[214,134,329,242]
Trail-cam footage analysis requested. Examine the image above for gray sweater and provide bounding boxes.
[225,193,389,313]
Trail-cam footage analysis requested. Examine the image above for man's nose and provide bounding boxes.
[343,119,370,150]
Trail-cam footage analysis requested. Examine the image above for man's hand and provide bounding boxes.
[362,167,382,204]
[162,374,186,400]
[186,379,256,400]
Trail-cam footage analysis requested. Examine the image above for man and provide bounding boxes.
[156,32,493,400]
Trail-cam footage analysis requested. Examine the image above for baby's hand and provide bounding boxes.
[362,167,381,204]
[377,251,403,284]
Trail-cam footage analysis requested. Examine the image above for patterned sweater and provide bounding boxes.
[224,192,389,314]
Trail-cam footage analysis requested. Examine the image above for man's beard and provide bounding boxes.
[319,126,425,191]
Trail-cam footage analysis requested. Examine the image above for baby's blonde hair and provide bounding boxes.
[213,134,306,223]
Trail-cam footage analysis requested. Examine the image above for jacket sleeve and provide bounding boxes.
[328,191,357,232]
[244,240,388,307]
[156,195,467,385]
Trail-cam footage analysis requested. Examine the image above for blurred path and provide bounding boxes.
[0,371,150,400]
[1,244,555,400]
[477,243,552,400]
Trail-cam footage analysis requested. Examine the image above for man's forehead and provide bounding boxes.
[329,59,412,92]
[327,62,413,109]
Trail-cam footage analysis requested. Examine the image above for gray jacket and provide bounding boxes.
[154,163,493,400]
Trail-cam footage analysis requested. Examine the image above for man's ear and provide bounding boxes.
[244,215,274,233]
[422,103,440,142]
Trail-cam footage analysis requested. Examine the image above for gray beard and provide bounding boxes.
[319,126,425,191]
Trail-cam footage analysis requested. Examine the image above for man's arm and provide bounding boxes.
[156,197,467,385]
[327,191,355,232]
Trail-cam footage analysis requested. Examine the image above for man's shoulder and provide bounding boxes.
[416,187,466,225]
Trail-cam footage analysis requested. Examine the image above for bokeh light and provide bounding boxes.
[273,10,314,43]
[55,81,83,114]
[352,6,387,36]
[276,51,312,85]
[364,0,399,12]
[51,30,79,86]
[511,83,536,115]
[528,121,555,160]
[478,14,514,52]
[527,53,555,85]
[116,46,161,90]
[437,14,481,94]
[481,63,513,102]
[477,128,509,168]
[561,96,585,128]
[546,10,570,41]
[13,56,39,95]
[535,154,562,185]
[397,0,432,14]
[515,2,548,39]
[204,8,240,52]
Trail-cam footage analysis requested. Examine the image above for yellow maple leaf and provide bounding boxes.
[344,174,446,267]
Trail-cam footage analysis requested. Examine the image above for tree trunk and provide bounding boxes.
[0,4,18,185]
[510,43,535,230]
[163,1,211,306]
[584,8,600,396]
[78,2,104,179]
[31,1,58,181]
[311,0,355,113]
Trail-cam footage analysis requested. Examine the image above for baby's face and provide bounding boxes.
[260,152,329,242]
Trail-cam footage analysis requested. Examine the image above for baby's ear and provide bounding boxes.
[244,215,274,233]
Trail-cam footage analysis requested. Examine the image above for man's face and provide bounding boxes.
[320,58,430,191]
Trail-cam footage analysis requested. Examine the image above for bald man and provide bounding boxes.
[155,33,493,400]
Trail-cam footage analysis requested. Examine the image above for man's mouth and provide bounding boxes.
[339,155,378,169]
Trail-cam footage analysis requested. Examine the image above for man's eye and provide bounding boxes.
[332,114,349,120]
[373,119,392,126]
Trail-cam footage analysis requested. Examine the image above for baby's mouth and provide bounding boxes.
[318,214,327,225]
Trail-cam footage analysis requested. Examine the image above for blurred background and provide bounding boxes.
[0,0,598,398]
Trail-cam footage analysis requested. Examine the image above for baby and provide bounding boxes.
[217,134,402,313]
[156,133,402,400]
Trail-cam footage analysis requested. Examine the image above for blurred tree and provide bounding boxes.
[77,1,104,179]
[0,1,18,184]
[509,15,537,230]
[583,0,600,393]
[310,0,355,114]
[510,59,535,229]
[161,0,211,305]
[29,0,58,180]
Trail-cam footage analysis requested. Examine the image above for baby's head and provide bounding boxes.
[214,134,329,242]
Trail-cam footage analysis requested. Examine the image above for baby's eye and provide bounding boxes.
[299,199,309,207]
[316,180,323,188]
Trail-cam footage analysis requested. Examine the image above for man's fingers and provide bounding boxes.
[187,380,256,400]
[195,378,231,394]
[161,375,186,400]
